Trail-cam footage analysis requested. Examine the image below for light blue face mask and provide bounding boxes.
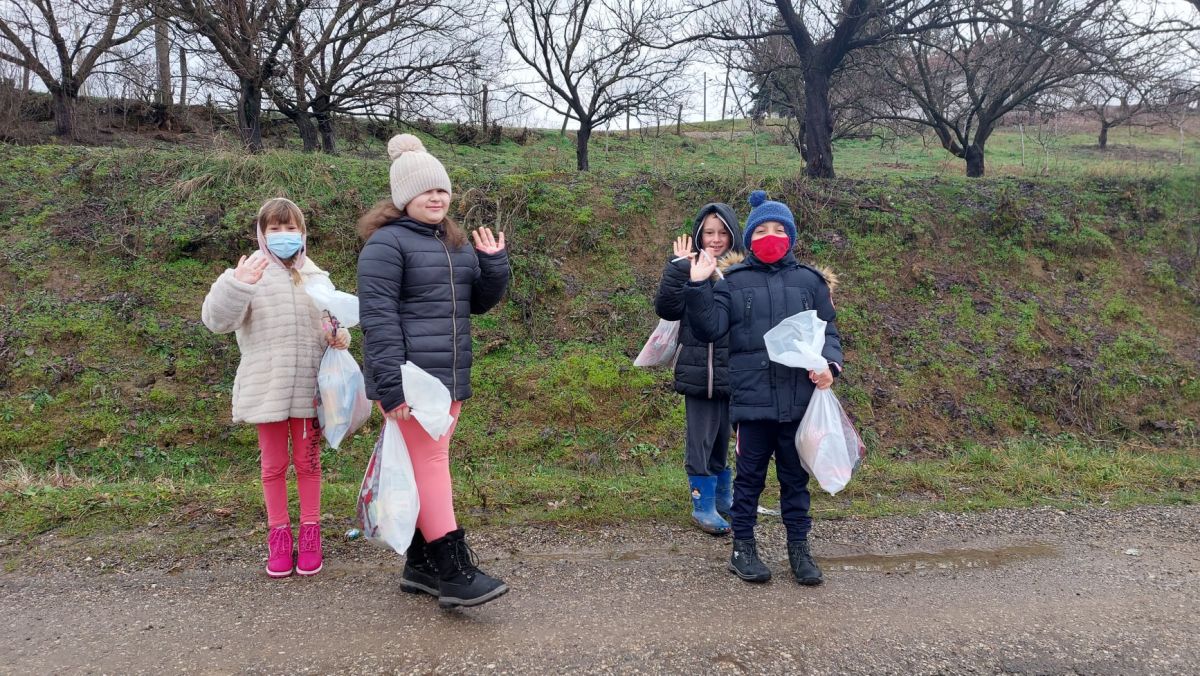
[266,232,303,259]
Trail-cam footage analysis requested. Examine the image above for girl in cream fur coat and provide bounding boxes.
[202,197,351,578]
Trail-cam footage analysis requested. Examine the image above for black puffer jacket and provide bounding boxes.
[683,251,843,423]
[653,203,744,399]
[357,217,509,411]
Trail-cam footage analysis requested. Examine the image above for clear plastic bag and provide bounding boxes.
[763,310,827,371]
[305,275,360,327]
[795,389,866,495]
[355,362,455,554]
[316,347,372,450]
[356,419,418,552]
[634,318,681,367]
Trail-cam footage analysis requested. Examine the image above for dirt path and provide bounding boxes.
[3,505,1198,675]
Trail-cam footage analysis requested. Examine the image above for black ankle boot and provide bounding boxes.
[427,528,509,608]
[787,539,823,586]
[728,538,771,583]
[400,530,438,596]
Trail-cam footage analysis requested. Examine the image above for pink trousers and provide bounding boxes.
[257,417,322,528]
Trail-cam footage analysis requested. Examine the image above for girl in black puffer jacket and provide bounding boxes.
[357,134,510,609]
[653,203,745,535]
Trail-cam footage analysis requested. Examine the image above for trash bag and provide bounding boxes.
[765,310,866,494]
[356,419,418,552]
[795,389,866,495]
[355,362,455,554]
[634,318,681,367]
[763,310,828,372]
[305,275,360,327]
[400,361,455,440]
[316,347,372,450]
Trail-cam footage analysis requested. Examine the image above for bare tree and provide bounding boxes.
[153,4,171,126]
[503,0,692,171]
[266,0,484,153]
[867,0,1123,177]
[167,0,309,152]
[0,0,153,138]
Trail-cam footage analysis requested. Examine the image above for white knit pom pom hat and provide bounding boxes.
[387,134,452,211]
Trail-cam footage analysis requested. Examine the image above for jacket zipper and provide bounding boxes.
[436,232,459,395]
[707,342,714,399]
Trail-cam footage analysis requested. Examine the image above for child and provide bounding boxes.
[201,197,351,578]
[684,191,843,586]
[653,203,744,535]
[356,134,510,609]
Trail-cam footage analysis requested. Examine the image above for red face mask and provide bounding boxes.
[750,234,790,264]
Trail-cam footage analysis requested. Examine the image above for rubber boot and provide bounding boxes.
[787,539,824,586]
[728,538,771,583]
[715,468,733,519]
[427,528,509,609]
[689,475,730,535]
[400,529,438,596]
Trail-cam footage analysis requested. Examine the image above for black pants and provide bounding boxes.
[683,395,731,476]
[732,419,812,542]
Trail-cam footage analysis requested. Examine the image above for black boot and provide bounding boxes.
[427,528,509,609]
[400,530,438,596]
[787,539,823,586]
[728,538,771,583]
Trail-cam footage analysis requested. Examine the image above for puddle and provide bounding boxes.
[510,544,1058,571]
[820,544,1058,572]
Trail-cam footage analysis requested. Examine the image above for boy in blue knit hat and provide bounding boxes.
[683,190,844,585]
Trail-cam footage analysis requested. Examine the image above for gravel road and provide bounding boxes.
[2,505,1198,675]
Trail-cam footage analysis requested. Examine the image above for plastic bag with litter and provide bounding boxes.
[633,318,681,367]
[764,310,865,495]
[356,362,456,553]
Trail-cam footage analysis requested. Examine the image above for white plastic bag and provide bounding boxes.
[355,362,455,554]
[316,347,372,450]
[634,318,681,367]
[795,389,866,495]
[765,310,865,494]
[356,419,418,552]
[763,310,828,372]
[305,275,360,327]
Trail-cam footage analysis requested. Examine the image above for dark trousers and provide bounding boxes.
[683,395,731,476]
[732,419,812,542]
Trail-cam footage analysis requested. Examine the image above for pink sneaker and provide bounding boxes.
[296,522,323,576]
[266,525,294,578]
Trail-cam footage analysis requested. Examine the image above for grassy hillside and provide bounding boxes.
[1,131,1198,540]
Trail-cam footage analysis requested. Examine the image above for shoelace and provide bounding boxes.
[299,524,320,553]
[452,539,481,578]
[268,527,291,557]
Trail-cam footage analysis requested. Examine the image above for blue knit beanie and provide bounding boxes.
[742,190,796,250]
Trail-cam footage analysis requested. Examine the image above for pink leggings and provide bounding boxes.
[257,417,322,528]
[394,400,463,542]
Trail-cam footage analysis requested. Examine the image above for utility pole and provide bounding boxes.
[702,73,707,122]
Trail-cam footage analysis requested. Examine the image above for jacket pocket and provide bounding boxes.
[729,351,771,407]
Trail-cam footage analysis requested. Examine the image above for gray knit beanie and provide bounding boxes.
[387,134,452,211]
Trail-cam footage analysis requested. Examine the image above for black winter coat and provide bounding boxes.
[357,217,509,411]
[683,251,843,423]
[653,202,744,399]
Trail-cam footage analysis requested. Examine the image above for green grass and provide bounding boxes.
[1,130,1198,546]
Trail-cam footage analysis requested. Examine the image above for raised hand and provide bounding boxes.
[690,250,717,282]
[233,255,270,284]
[672,235,694,261]
[472,227,506,255]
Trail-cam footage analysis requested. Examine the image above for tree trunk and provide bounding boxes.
[1098,123,1109,150]
[51,86,76,138]
[316,112,335,153]
[801,68,835,179]
[480,84,489,131]
[294,110,319,152]
[155,17,172,109]
[965,144,986,177]
[178,46,188,107]
[238,79,264,152]
[576,122,592,171]
[560,114,568,137]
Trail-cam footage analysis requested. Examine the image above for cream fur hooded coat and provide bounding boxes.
[201,253,349,424]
